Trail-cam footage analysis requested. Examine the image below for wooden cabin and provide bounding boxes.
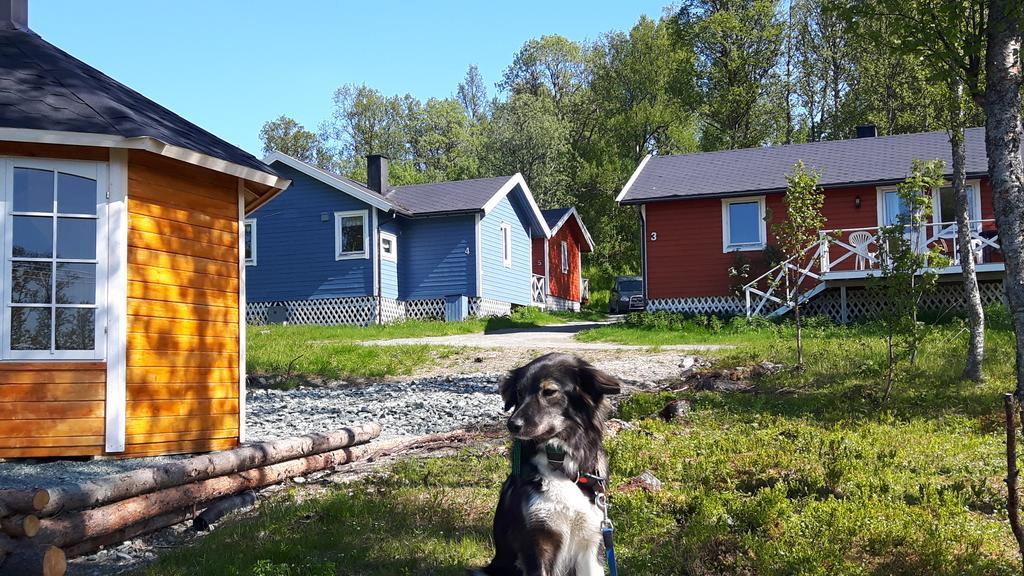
[531,208,594,312]
[0,1,289,458]
[617,125,1004,320]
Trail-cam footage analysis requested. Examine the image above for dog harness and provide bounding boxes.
[509,440,619,575]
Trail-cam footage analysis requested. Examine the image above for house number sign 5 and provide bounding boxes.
[650,231,657,241]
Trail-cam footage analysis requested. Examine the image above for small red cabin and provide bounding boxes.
[617,127,1005,321]
[531,208,594,311]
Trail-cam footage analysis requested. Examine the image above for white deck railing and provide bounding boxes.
[743,220,1001,318]
[532,274,546,305]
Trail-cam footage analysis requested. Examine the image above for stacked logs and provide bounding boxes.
[0,423,381,576]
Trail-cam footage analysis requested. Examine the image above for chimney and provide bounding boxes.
[1,0,28,31]
[366,154,389,194]
[855,124,877,139]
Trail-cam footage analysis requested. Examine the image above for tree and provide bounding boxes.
[983,0,1024,401]
[258,115,333,170]
[872,159,948,402]
[480,93,572,208]
[849,0,988,381]
[408,98,479,180]
[672,0,786,150]
[456,65,489,122]
[771,161,826,367]
[321,84,414,166]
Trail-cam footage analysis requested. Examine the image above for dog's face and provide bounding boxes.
[500,353,622,441]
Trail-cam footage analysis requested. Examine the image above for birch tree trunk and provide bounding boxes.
[983,0,1024,398]
[949,83,985,381]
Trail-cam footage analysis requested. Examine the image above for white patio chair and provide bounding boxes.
[849,231,876,270]
[952,237,985,266]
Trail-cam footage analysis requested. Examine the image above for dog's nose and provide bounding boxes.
[507,419,523,434]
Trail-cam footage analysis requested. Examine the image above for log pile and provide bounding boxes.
[0,423,381,576]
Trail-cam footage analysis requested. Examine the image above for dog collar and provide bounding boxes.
[544,443,606,491]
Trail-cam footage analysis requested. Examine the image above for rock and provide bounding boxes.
[604,419,635,437]
[658,399,691,422]
[292,476,306,484]
[751,361,786,378]
[619,470,662,493]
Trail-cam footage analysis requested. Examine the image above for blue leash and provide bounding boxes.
[596,492,618,575]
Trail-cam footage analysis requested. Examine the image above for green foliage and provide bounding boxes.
[148,321,1022,575]
[258,115,333,170]
[871,159,950,400]
[773,161,827,258]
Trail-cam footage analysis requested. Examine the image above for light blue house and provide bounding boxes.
[245,153,551,324]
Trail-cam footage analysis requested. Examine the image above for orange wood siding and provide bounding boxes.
[547,221,583,302]
[125,152,241,457]
[0,363,106,458]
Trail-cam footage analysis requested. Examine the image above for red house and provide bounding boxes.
[531,208,594,311]
[616,126,1005,321]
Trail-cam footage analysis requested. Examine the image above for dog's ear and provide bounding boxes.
[577,360,622,398]
[499,369,521,411]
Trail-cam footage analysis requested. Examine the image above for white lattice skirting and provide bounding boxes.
[647,296,745,315]
[404,298,446,321]
[247,296,448,326]
[805,281,1006,321]
[545,295,580,312]
[469,297,513,317]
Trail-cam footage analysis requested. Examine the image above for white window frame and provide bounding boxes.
[560,240,569,274]
[876,180,983,231]
[334,210,369,260]
[500,222,513,268]
[0,158,109,361]
[721,196,767,252]
[380,231,397,263]
[244,218,257,266]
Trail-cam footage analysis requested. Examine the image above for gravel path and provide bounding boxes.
[0,352,692,491]
[365,320,730,351]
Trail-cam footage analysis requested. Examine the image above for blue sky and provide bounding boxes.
[31,1,668,158]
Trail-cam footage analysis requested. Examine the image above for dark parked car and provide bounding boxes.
[609,276,645,314]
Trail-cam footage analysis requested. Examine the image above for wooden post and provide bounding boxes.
[840,285,849,324]
[1005,394,1024,573]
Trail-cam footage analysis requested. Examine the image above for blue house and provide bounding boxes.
[245,153,551,324]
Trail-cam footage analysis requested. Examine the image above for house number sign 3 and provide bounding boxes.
[650,231,657,241]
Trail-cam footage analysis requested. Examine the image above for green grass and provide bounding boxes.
[151,313,1022,575]
[247,308,601,381]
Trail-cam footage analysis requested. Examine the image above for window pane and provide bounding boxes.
[939,187,956,223]
[56,308,95,351]
[56,218,97,259]
[57,173,97,215]
[13,168,54,213]
[341,216,363,253]
[884,191,909,225]
[11,261,52,304]
[10,307,51,350]
[56,263,96,304]
[244,223,253,260]
[12,216,53,258]
[728,202,761,244]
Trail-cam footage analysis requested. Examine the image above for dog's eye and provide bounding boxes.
[542,387,558,398]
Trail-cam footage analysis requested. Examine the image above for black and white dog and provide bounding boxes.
[470,353,622,576]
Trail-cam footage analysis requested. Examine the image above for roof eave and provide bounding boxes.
[0,127,288,190]
[619,171,991,205]
[263,151,396,213]
[481,174,552,237]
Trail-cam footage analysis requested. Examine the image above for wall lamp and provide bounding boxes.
[854,195,862,209]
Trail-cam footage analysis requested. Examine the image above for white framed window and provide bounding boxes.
[380,231,397,263]
[721,196,767,252]
[877,180,983,234]
[244,219,257,266]
[334,210,368,260]
[500,222,513,268]
[1,159,108,360]
[560,240,569,274]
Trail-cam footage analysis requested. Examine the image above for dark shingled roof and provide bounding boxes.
[385,175,513,215]
[541,208,573,230]
[619,128,989,204]
[0,26,278,176]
